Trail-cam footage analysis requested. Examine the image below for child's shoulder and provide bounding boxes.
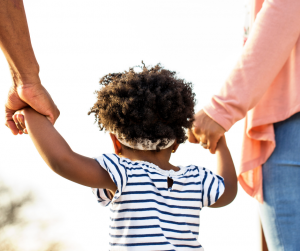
[95,154,222,181]
[182,164,214,173]
[183,164,224,181]
[94,153,155,171]
[94,153,119,166]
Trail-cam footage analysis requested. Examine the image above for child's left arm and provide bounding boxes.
[13,108,117,192]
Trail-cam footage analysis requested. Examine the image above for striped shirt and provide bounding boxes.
[92,153,225,251]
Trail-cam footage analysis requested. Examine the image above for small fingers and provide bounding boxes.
[13,115,22,133]
[199,135,209,149]
[189,126,213,151]
[200,141,209,149]
[17,114,26,129]
[13,114,26,135]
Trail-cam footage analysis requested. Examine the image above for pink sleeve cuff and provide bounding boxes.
[203,104,233,132]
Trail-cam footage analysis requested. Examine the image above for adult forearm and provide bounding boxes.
[204,0,300,131]
[2,1,60,135]
[0,0,40,87]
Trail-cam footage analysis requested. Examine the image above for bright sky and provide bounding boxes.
[0,0,261,250]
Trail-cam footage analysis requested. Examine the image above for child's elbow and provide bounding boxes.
[224,182,238,206]
[210,184,238,208]
[227,184,238,204]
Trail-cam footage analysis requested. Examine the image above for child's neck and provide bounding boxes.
[120,148,180,172]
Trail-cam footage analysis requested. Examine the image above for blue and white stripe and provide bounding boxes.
[92,153,224,251]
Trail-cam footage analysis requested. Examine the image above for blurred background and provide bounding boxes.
[0,0,261,250]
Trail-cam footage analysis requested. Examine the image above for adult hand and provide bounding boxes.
[0,0,59,135]
[5,80,60,135]
[188,109,226,154]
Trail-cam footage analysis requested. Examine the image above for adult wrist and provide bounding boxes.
[203,105,231,132]
[10,68,41,88]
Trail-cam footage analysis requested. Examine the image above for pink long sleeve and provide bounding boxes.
[204,0,300,131]
[204,0,300,202]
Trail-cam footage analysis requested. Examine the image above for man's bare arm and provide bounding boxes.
[0,0,39,83]
[0,0,59,135]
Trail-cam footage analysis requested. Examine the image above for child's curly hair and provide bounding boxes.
[88,63,196,151]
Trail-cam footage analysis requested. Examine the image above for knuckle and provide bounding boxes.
[56,108,60,118]
[193,126,201,135]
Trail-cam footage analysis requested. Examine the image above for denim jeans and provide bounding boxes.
[259,112,300,251]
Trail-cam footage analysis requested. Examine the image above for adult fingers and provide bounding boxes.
[198,134,208,149]
[5,108,19,135]
[187,128,199,143]
[190,126,209,149]
[199,142,209,150]
[208,134,222,154]
[192,109,226,152]
[6,120,19,135]
[201,134,218,153]
[17,84,60,126]
[45,104,60,125]
[209,139,217,154]
[5,86,28,135]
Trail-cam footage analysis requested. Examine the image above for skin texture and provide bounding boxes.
[0,0,59,135]
[209,135,237,208]
[13,108,237,207]
[188,109,226,154]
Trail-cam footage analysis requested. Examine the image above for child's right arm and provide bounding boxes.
[13,108,117,192]
[209,136,237,208]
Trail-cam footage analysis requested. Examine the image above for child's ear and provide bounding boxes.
[109,133,122,155]
[172,141,180,153]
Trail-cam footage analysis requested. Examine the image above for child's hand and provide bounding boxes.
[12,109,27,135]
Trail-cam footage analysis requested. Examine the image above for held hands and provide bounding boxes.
[12,109,26,134]
[188,109,226,154]
[5,81,60,135]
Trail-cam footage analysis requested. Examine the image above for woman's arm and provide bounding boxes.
[205,0,300,130]
[14,108,116,191]
[209,136,237,208]
[190,0,300,152]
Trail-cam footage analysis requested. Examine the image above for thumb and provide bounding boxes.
[209,140,217,154]
[209,134,223,154]
[46,114,54,124]
[5,107,19,135]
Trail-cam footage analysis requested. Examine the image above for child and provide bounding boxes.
[13,64,237,251]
